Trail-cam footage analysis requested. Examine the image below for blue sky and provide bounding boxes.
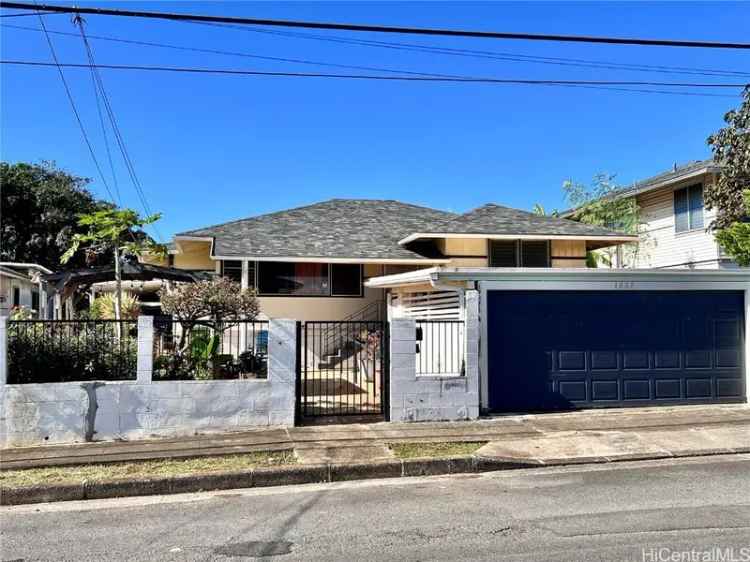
[2,1,748,240]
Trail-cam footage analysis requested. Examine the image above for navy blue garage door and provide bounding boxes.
[487,291,745,412]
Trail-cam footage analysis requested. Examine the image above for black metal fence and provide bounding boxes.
[300,320,385,417]
[415,320,465,376]
[153,318,269,380]
[7,320,138,383]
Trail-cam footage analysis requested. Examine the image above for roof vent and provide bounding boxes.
[673,162,678,172]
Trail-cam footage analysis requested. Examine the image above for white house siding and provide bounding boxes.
[631,178,724,270]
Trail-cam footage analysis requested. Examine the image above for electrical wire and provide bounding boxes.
[75,18,163,241]
[33,12,119,205]
[3,1,749,49]
[194,22,750,79]
[3,60,745,90]
[6,21,748,81]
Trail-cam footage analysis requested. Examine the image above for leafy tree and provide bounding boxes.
[564,173,643,267]
[714,190,750,266]
[0,161,111,269]
[706,86,750,229]
[61,208,165,322]
[531,203,558,217]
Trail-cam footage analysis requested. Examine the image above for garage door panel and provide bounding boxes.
[623,351,649,370]
[488,291,745,412]
[591,380,619,401]
[591,351,618,370]
[717,378,745,397]
[623,380,650,400]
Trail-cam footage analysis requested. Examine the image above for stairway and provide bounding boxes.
[316,300,384,370]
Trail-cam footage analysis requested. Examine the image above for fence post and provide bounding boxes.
[389,317,417,422]
[0,315,7,386]
[268,318,296,426]
[137,315,154,383]
[464,290,480,419]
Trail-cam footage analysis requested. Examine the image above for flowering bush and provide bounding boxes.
[9,305,33,320]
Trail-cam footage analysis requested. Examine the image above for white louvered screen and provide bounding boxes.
[392,291,461,320]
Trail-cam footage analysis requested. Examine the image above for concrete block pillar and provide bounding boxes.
[389,318,417,422]
[464,290,481,418]
[268,319,296,425]
[0,315,7,386]
[136,315,154,383]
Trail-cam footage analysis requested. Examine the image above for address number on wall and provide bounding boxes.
[614,281,636,289]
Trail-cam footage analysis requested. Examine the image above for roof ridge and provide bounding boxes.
[176,198,457,237]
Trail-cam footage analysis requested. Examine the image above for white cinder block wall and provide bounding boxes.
[0,318,297,447]
[389,290,480,422]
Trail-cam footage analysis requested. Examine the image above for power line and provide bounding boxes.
[75,15,120,205]
[2,23,468,79]
[3,60,746,90]
[6,22,748,80]
[209,23,750,78]
[74,17,163,241]
[33,12,119,205]
[3,1,749,49]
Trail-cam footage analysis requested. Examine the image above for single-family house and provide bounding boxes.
[152,198,636,321]
[567,160,739,270]
[0,262,51,318]
[146,198,747,419]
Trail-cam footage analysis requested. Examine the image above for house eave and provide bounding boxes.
[398,232,639,245]
[213,255,451,265]
[366,266,750,289]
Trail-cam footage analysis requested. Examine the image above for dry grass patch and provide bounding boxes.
[389,441,487,459]
[0,450,296,488]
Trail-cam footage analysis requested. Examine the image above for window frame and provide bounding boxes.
[220,259,243,284]
[488,240,551,268]
[673,183,705,234]
[254,261,364,298]
[330,263,364,297]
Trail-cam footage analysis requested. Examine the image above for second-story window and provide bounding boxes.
[674,184,704,233]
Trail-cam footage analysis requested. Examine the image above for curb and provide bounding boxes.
[0,456,539,506]
[2,450,747,506]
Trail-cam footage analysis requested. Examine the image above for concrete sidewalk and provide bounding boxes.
[2,404,749,470]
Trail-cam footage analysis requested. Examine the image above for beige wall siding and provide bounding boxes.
[438,238,487,257]
[256,287,385,321]
[550,239,587,269]
[632,175,722,269]
[174,240,215,270]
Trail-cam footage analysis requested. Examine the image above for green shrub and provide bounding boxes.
[7,321,137,383]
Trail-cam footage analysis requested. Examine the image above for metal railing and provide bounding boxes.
[415,320,465,376]
[7,319,138,383]
[153,318,269,380]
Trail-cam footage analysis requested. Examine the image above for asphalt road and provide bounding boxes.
[2,455,750,562]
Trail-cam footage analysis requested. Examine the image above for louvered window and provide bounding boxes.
[489,240,518,267]
[520,240,550,267]
[489,240,550,267]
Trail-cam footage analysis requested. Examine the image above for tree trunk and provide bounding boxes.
[114,245,123,338]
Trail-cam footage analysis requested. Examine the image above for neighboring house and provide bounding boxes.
[0,262,52,318]
[568,160,738,270]
[148,199,636,321]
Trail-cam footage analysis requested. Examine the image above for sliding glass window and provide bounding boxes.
[257,262,330,296]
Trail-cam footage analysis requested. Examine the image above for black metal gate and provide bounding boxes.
[297,320,388,420]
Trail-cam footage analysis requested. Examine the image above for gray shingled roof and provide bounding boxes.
[561,160,719,217]
[176,198,631,260]
[614,159,718,199]
[177,199,458,261]
[434,204,631,238]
